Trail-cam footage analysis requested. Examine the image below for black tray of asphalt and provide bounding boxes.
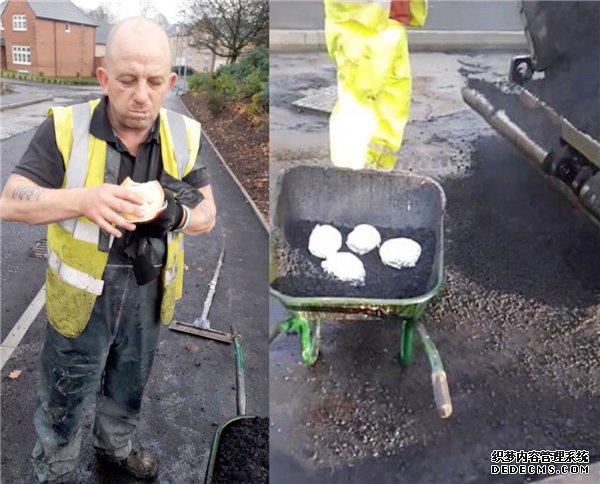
[272,221,437,299]
[212,417,269,484]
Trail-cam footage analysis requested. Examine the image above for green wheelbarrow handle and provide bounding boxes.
[416,323,453,418]
[204,326,250,484]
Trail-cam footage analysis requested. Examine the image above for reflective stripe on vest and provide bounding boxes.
[56,103,119,250]
[59,102,92,235]
[166,109,191,177]
[67,102,92,189]
[71,221,101,244]
[47,246,104,295]
[166,232,185,247]
[163,262,178,286]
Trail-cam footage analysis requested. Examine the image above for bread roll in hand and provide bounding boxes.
[120,177,167,223]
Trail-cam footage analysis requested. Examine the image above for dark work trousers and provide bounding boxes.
[32,264,162,483]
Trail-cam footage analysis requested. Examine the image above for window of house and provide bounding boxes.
[12,45,31,65]
[1,18,5,30]
[65,23,70,33]
[203,66,208,73]
[13,14,27,31]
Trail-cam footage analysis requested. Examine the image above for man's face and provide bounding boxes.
[97,48,176,133]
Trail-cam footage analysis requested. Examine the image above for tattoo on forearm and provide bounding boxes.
[12,185,43,202]
[195,204,214,226]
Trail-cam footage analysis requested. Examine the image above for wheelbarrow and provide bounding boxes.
[204,328,268,483]
[269,165,452,418]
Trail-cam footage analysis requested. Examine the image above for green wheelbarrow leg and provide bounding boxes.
[416,323,453,419]
[399,303,428,367]
[279,314,321,366]
[399,319,416,367]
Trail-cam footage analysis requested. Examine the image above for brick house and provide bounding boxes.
[0,0,97,77]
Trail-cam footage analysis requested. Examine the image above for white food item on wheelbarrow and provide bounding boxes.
[346,224,381,255]
[379,238,422,269]
[321,252,366,285]
[308,224,343,259]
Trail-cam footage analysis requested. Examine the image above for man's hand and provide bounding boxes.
[135,189,185,239]
[134,184,217,238]
[78,183,146,237]
[0,174,145,238]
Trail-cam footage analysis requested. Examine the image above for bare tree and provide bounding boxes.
[86,1,117,24]
[186,0,268,64]
[139,0,157,18]
[153,13,171,30]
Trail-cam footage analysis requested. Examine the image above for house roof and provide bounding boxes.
[28,1,97,26]
[95,22,112,45]
[0,1,98,27]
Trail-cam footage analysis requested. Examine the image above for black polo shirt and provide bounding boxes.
[13,97,209,266]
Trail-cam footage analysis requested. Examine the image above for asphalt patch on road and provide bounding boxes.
[445,135,600,307]
[269,54,333,137]
[269,63,334,111]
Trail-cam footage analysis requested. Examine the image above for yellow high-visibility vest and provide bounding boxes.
[325,0,428,170]
[45,99,201,337]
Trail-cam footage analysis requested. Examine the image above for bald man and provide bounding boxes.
[0,17,215,483]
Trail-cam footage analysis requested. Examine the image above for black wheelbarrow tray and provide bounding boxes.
[269,165,452,418]
[204,330,268,483]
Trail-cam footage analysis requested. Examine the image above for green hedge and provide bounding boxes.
[227,46,268,83]
[187,46,269,113]
[0,70,98,85]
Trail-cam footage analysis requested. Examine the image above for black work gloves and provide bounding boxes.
[129,237,159,286]
[135,189,185,239]
[159,172,204,208]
